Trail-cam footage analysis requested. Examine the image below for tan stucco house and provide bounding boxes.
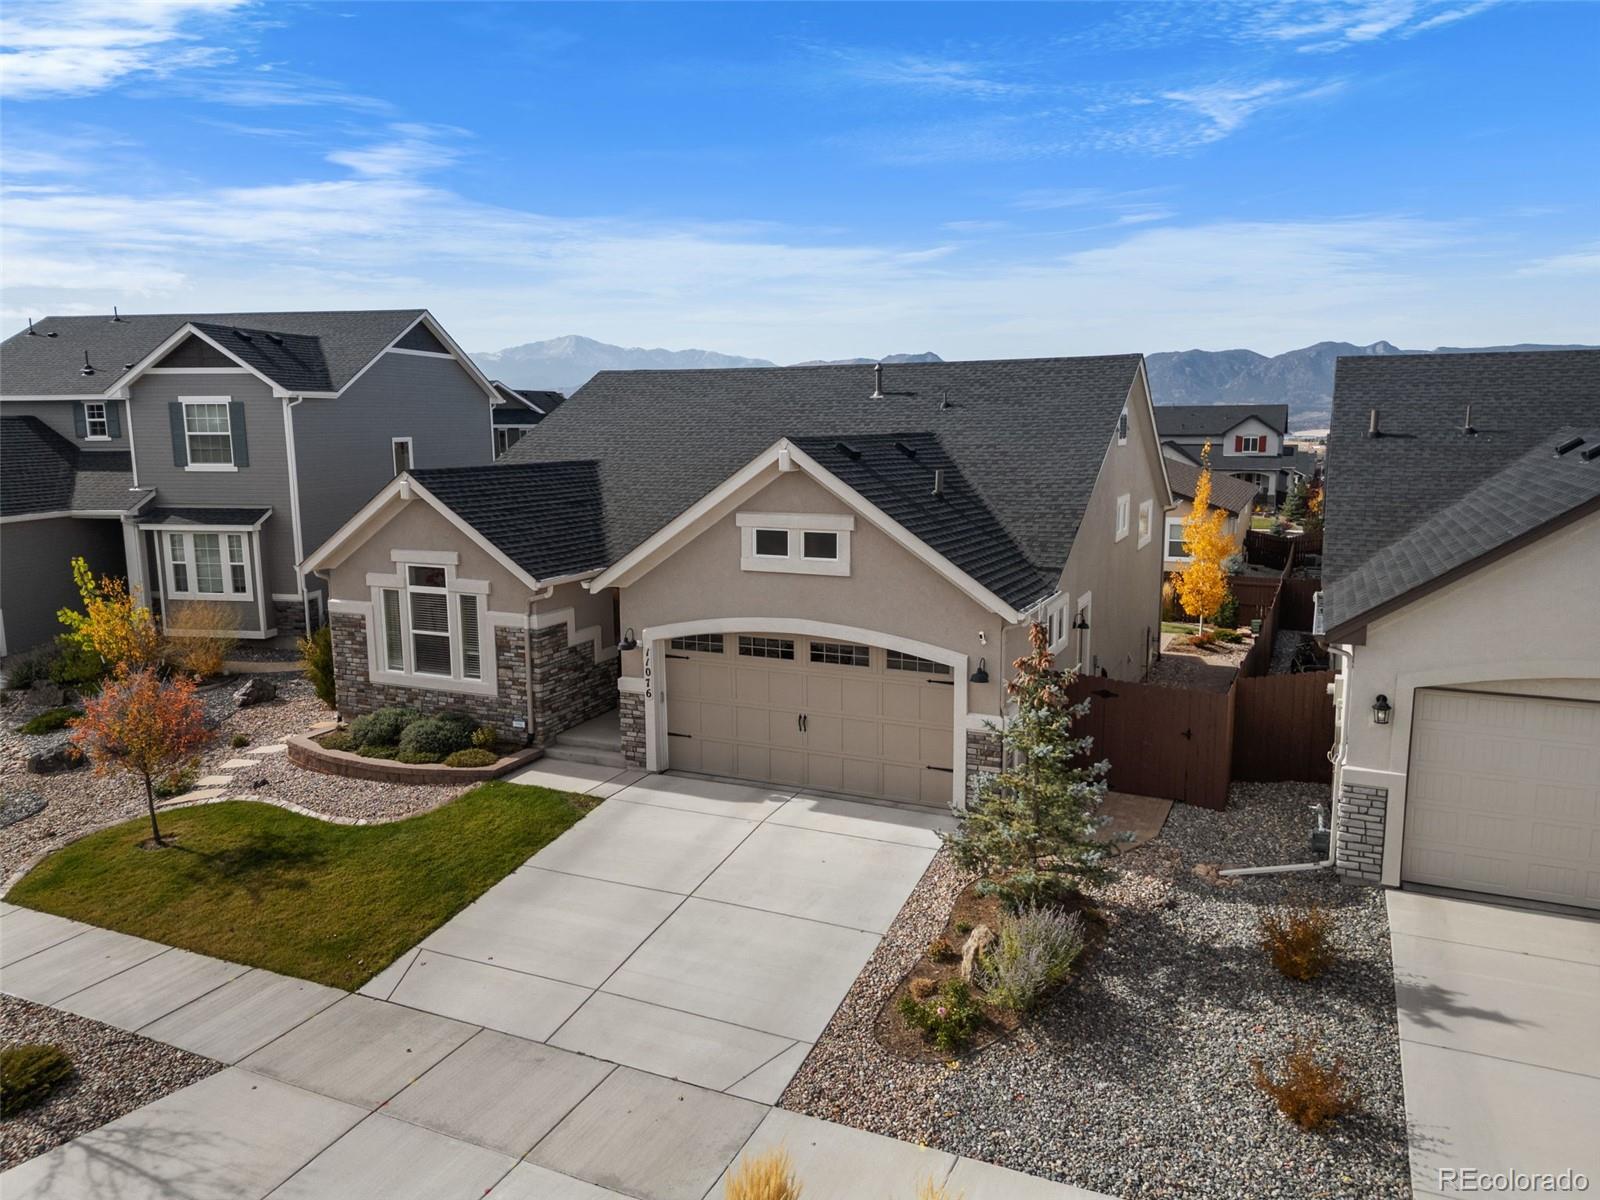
[303,356,1173,810]
[1160,459,1258,578]
[1319,350,1600,910]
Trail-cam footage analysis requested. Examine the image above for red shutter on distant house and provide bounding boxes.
[1234,435,1244,452]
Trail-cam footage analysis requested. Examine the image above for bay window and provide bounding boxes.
[164,531,251,599]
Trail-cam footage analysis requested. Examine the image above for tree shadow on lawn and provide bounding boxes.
[166,830,328,903]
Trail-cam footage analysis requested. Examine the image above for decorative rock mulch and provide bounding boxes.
[782,781,1411,1200]
[2,676,468,884]
[0,995,221,1170]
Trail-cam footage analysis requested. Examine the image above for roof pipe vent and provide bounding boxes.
[1367,408,1381,438]
[931,468,945,497]
[1554,435,1585,457]
[79,351,95,377]
[25,318,36,336]
[1461,404,1477,436]
[110,306,123,323]
[869,362,885,401]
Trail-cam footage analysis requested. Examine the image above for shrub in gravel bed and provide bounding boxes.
[1,1044,74,1117]
[357,743,398,759]
[1259,901,1334,981]
[231,733,251,748]
[471,724,498,750]
[348,706,419,748]
[299,625,336,708]
[398,716,473,759]
[3,646,59,691]
[897,978,983,1053]
[16,706,82,735]
[975,904,1085,1012]
[444,748,498,768]
[1252,1038,1360,1130]
[153,762,198,799]
[320,730,354,751]
[396,748,444,764]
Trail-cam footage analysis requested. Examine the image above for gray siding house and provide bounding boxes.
[0,310,503,657]
[304,356,1174,811]
[1154,403,1318,507]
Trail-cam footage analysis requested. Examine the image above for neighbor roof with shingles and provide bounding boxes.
[409,462,608,582]
[1156,403,1289,438]
[1322,350,1600,590]
[501,356,1144,608]
[0,416,145,517]
[0,310,425,397]
[139,506,272,527]
[1322,427,1600,634]
[1163,460,1260,514]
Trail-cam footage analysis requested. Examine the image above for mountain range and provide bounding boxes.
[472,335,1591,428]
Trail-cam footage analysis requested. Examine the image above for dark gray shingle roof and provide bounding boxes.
[0,416,144,517]
[1163,460,1260,514]
[1,310,426,397]
[1322,428,1600,634]
[490,382,566,425]
[501,356,1144,602]
[410,463,607,582]
[139,507,271,527]
[791,434,1047,607]
[1323,350,1600,587]
[1156,403,1289,438]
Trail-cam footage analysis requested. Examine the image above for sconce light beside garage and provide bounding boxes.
[1073,612,1089,632]
[618,627,638,652]
[970,657,989,684]
[1371,694,1392,725]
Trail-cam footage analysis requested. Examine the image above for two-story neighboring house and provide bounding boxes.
[490,382,566,458]
[0,310,501,657]
[1154,403,1317,508]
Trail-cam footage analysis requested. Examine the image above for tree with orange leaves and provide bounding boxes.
[71,669,212,847]
[1172,442,1235,639]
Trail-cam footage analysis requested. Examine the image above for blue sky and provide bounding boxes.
[1,1,1595,359]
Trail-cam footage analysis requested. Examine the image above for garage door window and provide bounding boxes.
[810,640,870,666]
[738,635,795,660]
[886,650,951,675]
[670,634,725,653]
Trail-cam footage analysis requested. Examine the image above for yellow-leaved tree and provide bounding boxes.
[57,557,164,675]
[1173,443,1234,639]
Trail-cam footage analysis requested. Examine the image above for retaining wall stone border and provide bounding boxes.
[285,733,542,784]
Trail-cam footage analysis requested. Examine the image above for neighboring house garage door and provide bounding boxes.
[1402,688,1600,910]
[663,633,955,808]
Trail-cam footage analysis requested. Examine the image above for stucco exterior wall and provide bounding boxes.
[324,499,530,605]
[1333,511,1600,886]
[1056,374,1167,681]
[1161,498,1246,576]
[616,469,1007,717]
[0,516,126,656]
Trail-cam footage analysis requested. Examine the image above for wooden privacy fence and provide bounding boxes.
[1233,670,1336,782]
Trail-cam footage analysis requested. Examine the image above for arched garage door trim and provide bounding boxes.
[641,617,969,809]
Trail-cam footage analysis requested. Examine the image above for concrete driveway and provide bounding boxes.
[1387,889,1600,1199]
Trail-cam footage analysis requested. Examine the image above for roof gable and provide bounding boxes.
[0,416,143,518]
[1163,460,1259,514]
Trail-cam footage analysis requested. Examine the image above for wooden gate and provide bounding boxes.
[1067,678,1233,810]
[1232,670,1335,783]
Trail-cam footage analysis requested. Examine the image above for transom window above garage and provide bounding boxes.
[736,512,853,576]
[738,635,795,660]
[809,640,870,667]
[885,650,951,675]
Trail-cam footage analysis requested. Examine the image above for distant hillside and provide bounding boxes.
[474,335,1589,422]
[1146,341,1594,428]
[789,352,942,366]
[472,335,944,393]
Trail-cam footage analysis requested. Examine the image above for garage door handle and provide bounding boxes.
[925,766,954,773]
[665,653,690,660]
[667,732,691,739]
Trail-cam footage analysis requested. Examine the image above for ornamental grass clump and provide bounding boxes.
[723,1148,802,1200]
[1258,902,1335,981]
[897,978,983,1053]
[1251,1038,1359,1131]
[1,1044,74,1118]
[975,904,1085,1012]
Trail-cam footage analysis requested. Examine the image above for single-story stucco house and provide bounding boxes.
[303,356,1174,810]
[1160,459,1258,578]
[1320,349,1600,910]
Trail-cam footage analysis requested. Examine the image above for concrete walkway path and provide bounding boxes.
[1386,889,1600,1199]
[2,768,1111,1200]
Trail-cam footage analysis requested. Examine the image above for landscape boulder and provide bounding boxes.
[959,923,997,983]
[234,678,278,708]
[26,744,83,775]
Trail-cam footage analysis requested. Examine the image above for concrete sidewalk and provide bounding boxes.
[1387,889,1600,1199]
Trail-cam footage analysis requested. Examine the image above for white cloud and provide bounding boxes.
[0,0,248,99]
[1518,243,1600,277]
[1240,0,1503,52]
[325,124,465,178]
[827,48,1034,99]
[1158,78,1345,143]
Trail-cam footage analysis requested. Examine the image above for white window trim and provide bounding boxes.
[1046,595,1072,655]
[1164,516,1191,563]
[735,511,853,577]
[181,397,236,472]
[1137,498,1154,549]
[82,401,110,441]
[1115,494,1131,542]
[392,436,413,476]
[161,529,254,602]
[366,560,496,697]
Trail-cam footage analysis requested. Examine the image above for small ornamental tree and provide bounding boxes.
[944,622,1114,908]
[1172,442,1235,638]
[57,557,164,675]
[70,669,212,847]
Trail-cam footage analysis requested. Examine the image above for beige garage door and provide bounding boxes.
[1403,688,1600,909]
[663,633,955,808]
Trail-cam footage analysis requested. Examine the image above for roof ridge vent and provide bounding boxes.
[894,440,918,458]
[1554,435,1585,457]
[835,440,861,460]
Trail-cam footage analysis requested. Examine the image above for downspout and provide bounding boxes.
[524,585,555,746]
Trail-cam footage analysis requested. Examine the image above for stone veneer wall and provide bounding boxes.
[619,691,647,768]
[1335,781,1388,883]
[272,599,306,640]
[330,612,532,739]
[529,625,620,746]
[965,727,1002,807]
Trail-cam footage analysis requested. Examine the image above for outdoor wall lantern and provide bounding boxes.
[970,657,989,684]
[1371,694,1392,725]
[1073,612,1090,631]
[618,627,638,652]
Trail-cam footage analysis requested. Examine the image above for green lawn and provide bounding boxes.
[7,782,585,990]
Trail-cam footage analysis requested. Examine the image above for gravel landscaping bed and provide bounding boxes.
[1,995,221,1170]
[2,676,468,883]
[1147,638,1250,692]
[783,781,1410,1200]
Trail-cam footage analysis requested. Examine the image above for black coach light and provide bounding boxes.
[1371,694,1392,725]
[1073,611,1089,631]
[970,657,989,684]
[618,627,638,652]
